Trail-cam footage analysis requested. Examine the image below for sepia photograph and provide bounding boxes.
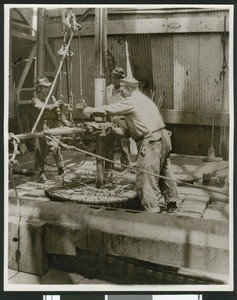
[4,4,233,291]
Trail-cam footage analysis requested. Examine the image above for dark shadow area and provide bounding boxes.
[48,250,224,285]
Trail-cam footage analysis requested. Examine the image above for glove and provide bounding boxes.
[92,107,106,115]
[57,100,65,107]
[75,99,88,111]
[112,126,124,136]
[83,107,94,118]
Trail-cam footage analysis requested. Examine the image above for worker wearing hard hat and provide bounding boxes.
[32,76,70,182]
[107,67,126,104]
[78,76,179,213]
[105,67,130,169]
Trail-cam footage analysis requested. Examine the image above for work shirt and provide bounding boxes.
[32,95,61,131]
[106,84,123,104]
[83,90,165,142]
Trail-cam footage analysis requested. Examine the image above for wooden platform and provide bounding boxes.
[8,151,229,221]
[7,151,230,285]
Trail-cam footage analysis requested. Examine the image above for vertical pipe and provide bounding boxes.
[94,8,107,107]
[125,40,133,77]
[36,8,45,77]
[94,8,107,188]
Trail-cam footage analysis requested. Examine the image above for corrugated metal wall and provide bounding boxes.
[127,34,153,96]
[44,9,229,156]
[49,34,127,112]
[45,9,229,116]
[172,33,229,113]
[52,36,95,108]
[151,34,174,109]
[107,35,127,85]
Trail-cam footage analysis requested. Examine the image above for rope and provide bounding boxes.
[31,31,75,133]
[31,9,81,133]
[9,166,21,273]
[219,15,227,157]
[8,134,22,272]
[47,135,229,196]
[78,27,85,124]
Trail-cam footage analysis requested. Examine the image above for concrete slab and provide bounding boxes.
[9,218,48,275]
[9,198,229,279]
[8,152,230,284]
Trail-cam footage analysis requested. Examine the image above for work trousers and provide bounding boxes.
[105,135,130,169]
[34,136,64,173]
[135,129,178,213]
[105,116,130,169]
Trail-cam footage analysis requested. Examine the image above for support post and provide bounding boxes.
[36,8,45,77]
[94,8,107,107]
[94,8,107,188]
[9,19,15,119]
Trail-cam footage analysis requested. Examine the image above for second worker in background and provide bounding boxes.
[105,67,131,169]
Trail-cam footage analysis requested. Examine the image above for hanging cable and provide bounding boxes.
[32,9,80,134]
[60,8,81,126]
[59,68,63,125]
[219,15,227,157]
[78,26,85,125]
[32,31,75,133]
[67,42,74,125]
[8,134,22,275]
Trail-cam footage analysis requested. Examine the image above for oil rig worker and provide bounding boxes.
[79,76,179,213]
[32,76,70,182]
[105,67,130,169]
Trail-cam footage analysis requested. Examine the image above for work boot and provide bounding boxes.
[167,202,179,213]
[120,155,130,166]
[147,206,161,213]
[105,161,114,170]
[39,172,47,182]
[58,167,64,175]
[62,173,72,183]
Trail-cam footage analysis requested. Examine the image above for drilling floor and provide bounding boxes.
[9,151,229,220]
[7,151,230,285]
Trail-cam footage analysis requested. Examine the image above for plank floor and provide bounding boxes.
[8,151,229,221]
[7,151,230,285]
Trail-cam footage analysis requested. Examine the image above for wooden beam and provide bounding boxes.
[161,109,229,126]
[11,30,36,41]
[46,7,92,18]
[11,20,36,32]
[44,71,56,76]
[46,7,230,18]
[15,44,36,95]
[21,87,35,91]
[37,8,45,77]
[45,41,58,68]
[13,8,34,28]
[18,100,33,105]
[47,16,229,38]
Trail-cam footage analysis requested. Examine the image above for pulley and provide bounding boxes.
[58,43,74,57]
[62,8,81,32]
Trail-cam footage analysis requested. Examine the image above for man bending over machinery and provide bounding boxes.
[77,76,179,213]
